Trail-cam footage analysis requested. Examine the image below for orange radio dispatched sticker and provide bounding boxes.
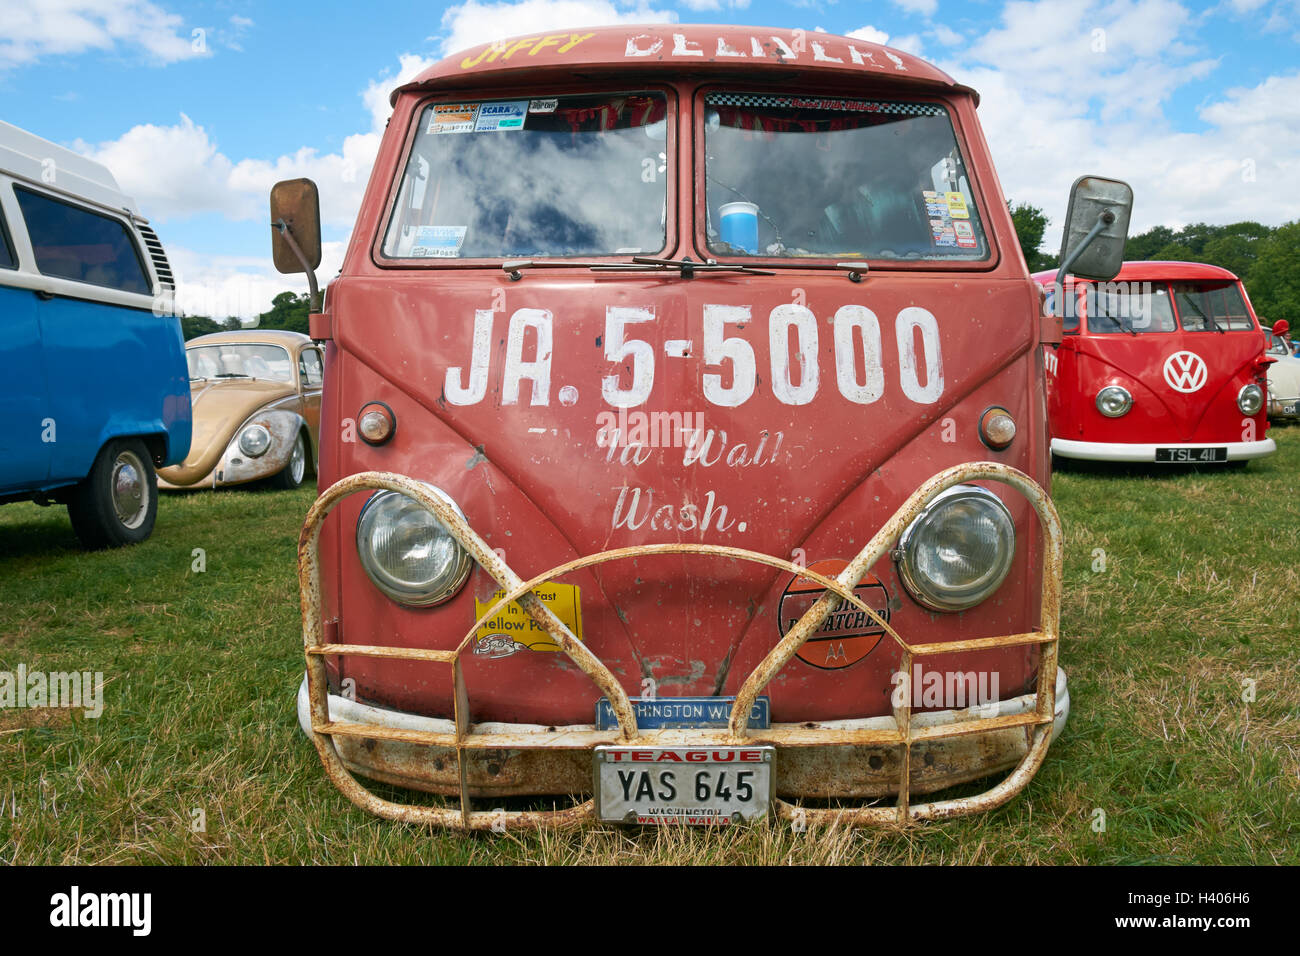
[779,559,890,670]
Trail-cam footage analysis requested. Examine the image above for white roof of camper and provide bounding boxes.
[0,119,141,218]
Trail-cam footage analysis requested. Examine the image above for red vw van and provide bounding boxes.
[274,25,1135,829]
[1034,261,1275,464]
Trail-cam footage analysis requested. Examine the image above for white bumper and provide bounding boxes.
[1052,437,1276,462]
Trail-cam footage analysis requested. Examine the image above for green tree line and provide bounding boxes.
[1010,201,1300,324]
[181,291,311,340]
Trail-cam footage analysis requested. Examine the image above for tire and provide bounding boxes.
[67,439,158,549]
[270,431,308,490]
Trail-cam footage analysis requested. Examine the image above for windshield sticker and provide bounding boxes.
[953,220,977,248]
[428,103,479,134]
[410,225,467,258]
[475,100,529,131]
[529,98,559,113]
[930,219,957,247]
[922,190,949,217]
[944,191,970,219]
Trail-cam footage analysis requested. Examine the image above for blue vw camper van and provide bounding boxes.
[0,120,191,548]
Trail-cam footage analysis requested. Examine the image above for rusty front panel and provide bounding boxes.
[298,463,1062,829]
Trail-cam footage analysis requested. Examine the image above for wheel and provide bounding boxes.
[67,439,158,549]
[270,431,308,490]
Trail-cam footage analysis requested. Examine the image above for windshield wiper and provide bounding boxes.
[503,257,774,280]
[215,373,249,378]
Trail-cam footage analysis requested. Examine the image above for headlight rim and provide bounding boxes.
[1237,383,1264,416]
[895,484,1017,613]
[355,484,473,608]
[1095,385,1133,418]
[238,423,272,457]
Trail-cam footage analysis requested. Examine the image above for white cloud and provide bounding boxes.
[362,54,438,133]
[930,24,964,46]
[892,0,939,15]
[933,1,1300,237]
[847,25,891,45]
[437,0,676,57]
[167,243,346,320]
[76,111,389,233]
[0,0,204,69]
[75,116,237,220]
[676,0,751,10]
[889,34,925,56]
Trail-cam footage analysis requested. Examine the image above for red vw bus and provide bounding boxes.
[273,25,1134,829]
[1034,261,1275,465]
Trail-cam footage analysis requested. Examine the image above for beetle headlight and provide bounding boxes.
[1237,384,1263,415]
[895,486,1016,612]
[356,486,472,607]
[238,423,272,457]
[1096,385,1133,418]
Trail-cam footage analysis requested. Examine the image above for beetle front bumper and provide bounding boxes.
[297,463,1065,829]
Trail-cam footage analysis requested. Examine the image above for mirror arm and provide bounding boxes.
[1053,209,1116,316]
[272,218,321,312]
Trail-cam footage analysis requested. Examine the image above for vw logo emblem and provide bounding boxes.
[1163,351,1208,393]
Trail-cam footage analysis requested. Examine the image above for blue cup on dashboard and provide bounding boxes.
[719,201,759,254]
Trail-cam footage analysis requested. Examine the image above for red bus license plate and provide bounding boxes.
[594,746,774,825]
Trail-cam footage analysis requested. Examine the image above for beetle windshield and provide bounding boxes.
[382,93,669,259]
[1173,282,1255,331]
[187,344,294,383]
[1085,282,1177,334]
[703,94,988,261]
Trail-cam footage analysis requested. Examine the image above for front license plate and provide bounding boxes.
[1155,447,1227,463]
[594,746,774,826]
[1284,402,1297,415]
[593,695,770,730]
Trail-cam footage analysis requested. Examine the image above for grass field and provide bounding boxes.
[1,429,1297,865]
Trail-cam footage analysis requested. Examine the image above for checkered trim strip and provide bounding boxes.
[706,93,944,115]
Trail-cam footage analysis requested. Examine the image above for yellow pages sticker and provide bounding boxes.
[474,582,583,653]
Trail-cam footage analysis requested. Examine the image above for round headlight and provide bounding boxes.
[356,486,472,607]
[1238,384,1264,416]
[896,485,1016,612]
[1096,385,1133,418]
[238,424,272,457]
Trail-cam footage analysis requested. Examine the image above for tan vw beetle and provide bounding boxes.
[158,330,322,491]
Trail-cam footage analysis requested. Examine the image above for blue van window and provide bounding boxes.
[14,186,150,294]
[0,205,14,270]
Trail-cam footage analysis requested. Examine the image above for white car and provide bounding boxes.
[1264,323,1300,421]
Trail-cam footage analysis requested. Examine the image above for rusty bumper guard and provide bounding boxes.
[298,462,1065,829]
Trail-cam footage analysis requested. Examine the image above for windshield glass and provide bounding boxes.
[188,344,294,383]
[382,93,669,259]
[1173,281,1254,331]
[1086,282,1176,334]
[703,94,987,261]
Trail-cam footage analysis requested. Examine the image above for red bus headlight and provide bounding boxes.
[355,486,472,607]
[1237,384,1263,416]
[1095,386,1133,418]
[894,486,1016,612]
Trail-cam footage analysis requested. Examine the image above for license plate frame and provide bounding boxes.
[1155,446,1228,463]
[594,746,775,826]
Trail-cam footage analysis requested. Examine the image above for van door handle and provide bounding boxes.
[34,289,54,300]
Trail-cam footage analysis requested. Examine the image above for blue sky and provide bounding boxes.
[2,0,1298,316]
